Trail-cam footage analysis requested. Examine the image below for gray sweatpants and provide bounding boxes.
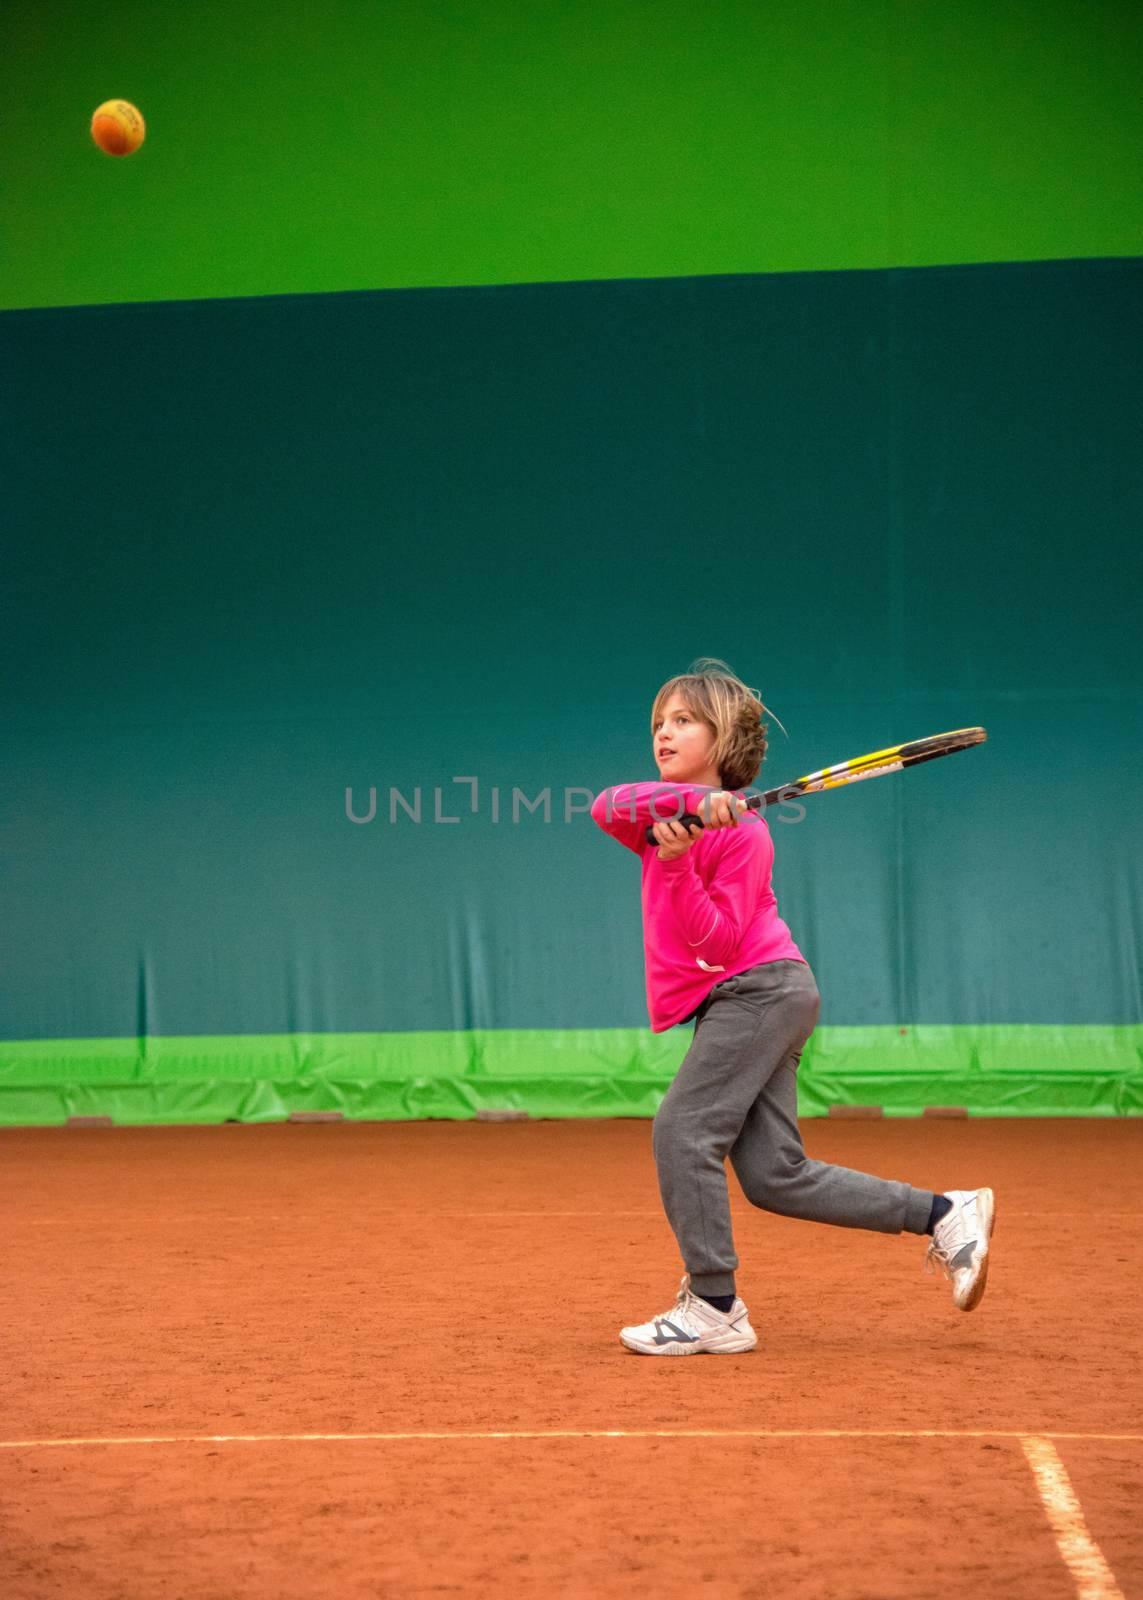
[652,960,934,1298]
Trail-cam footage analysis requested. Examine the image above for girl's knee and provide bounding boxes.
[739,1156,803,1209]
[655,1106,735,1170]
[651,1105,674,1162]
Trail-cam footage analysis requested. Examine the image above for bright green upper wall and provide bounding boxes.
[3,0,1142,310]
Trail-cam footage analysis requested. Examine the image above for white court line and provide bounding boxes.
[1,1428,1141,1451]
[1021,1436,1127,1600]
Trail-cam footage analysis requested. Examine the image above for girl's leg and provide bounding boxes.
[651,959,823,1299]
[727,970,932,1235]
[728,1021,1000,1312]
[729,1051,933,1233]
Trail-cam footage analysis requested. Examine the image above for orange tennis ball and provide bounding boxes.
[91,100,146,157]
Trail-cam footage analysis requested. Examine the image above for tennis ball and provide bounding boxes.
[91,100,146,157]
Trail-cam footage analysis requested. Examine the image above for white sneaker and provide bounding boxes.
[619,1274,758,1356]
[925,1188,996,1311]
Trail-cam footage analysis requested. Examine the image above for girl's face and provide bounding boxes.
[653,694,721,786]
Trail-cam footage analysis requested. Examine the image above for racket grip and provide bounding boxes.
[643,811,704,844]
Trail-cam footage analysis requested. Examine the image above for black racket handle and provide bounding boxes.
[642,795,765,844]
[643,810,703,843]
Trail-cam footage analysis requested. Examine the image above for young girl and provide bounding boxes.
[591,658,995,1356]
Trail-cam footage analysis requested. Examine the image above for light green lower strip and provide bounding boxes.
[0,1026,1140,1126]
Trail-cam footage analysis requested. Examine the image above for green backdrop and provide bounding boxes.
[2,0,1142,309]
[3,2,1141,1122]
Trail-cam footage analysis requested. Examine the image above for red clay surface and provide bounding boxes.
[2,1117,1141,1599]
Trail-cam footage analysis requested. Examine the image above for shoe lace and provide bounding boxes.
[924,1199,977,1279]
[655,1273,700,1323]
[924,1239,951,1280]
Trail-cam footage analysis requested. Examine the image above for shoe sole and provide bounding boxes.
[619,1332,757,1356]
[957,1188,996,1312]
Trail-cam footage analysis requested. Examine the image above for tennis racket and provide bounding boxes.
[642,727,987,843]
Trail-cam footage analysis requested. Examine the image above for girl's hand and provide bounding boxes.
[700,791,750,829]
[653,793,749,859]
[652,818,703,860]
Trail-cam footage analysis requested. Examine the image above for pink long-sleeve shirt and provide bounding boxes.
[591,781,805,1032]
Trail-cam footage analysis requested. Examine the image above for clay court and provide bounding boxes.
[2,1116,1140,1599]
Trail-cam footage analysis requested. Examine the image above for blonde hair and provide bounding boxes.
[651,657,776,791]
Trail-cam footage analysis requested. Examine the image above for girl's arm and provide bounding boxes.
[590,781,717,855]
